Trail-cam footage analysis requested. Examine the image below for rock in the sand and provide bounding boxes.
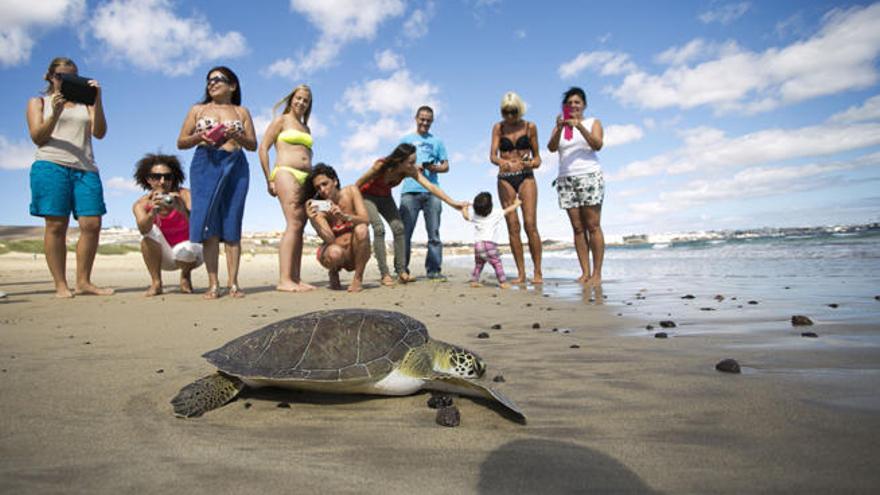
[700,307,716,311]
[570,344,580,349]
[477,332,490,339]
[801,332,819,338]
[654,332,668,339]
[493,374,506,383]
[659,320,677,328]
[491,323,502,330]
[645,324,654,330]
[827,304,838,309]
[715,358,741,374]
[791,315,813,326]
[748,300,759,305]
[436,406,461,427]
[532,323,541,329]
[427,395,453,409]
[681,294,696,299]
[714,294,725,301]
[277,402,291,408]
[875,295,880,301]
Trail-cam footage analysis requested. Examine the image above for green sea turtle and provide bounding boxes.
[171,309,525,422]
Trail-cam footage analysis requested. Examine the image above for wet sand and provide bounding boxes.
[1,251,879,494]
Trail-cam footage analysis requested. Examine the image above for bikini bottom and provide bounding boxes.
[498,169,534,192]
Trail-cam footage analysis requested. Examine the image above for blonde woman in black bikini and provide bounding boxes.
[489,91,543,284]
[258,84,316,292]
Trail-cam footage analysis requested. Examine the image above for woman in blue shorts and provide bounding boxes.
[547,87,605,287]
[26,57,112,298]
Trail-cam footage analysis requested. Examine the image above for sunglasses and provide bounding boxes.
[502,109,519,116]
[147,172,175,181]
[207,75,230,86]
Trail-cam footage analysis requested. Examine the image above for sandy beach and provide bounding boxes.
[1,248,879,494]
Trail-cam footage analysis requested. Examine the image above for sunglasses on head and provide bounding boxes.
[207,75,230,85]
[502,108,519,116]
[148,172,174,181]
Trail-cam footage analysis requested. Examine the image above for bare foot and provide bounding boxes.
[398,273,416,284]
[75,283,114,296]
[499,282,511,289]
[179,275,193,294]
[585,276,602,287]
[228,284,246,298]
[276,281,299,292]
[144,283,163,297]
[292,282,317,292]
[381,274,396,287]
[531,273,544,284]
[329,271,343,290]
[55,286,74,299]
[348,278,363,293]
[470,281,482,288]
[203,285,220,300]
[576,273,590,284]
[509,276,526,284]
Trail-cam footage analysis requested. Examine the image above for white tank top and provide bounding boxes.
[556,117,600,177]
[33,96,97,172]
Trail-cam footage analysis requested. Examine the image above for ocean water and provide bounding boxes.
[446,231,880,335]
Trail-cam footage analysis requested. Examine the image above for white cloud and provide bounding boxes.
[611,122,880,181]
[698,2,751,25]
[403,1,435,40]
[654,39,740,66]
[829,94,880,123]
[626,152,880,218]
[0,0,85,66]
[604,124,644,148]
[515,29,527,40]
[558,51,636,79]
[0,136,35,170]
[375,49,403,71]
[104,176,140,193]
[264,0,405,80]
[561,4,880,114]
[339,70,440,116]
[90,0,247,76]
[338,117,411,171]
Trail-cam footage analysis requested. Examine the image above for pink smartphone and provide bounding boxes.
[204,123,227,144]
[562,105,573,140]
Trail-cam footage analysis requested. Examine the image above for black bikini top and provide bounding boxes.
[499,135,531,152]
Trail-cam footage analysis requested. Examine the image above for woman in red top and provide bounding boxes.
[355,143,469,285]
[132,154,202,296]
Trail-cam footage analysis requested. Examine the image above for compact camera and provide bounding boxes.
[161,194,174,205]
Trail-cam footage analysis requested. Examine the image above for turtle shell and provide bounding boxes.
[203,309,429,382]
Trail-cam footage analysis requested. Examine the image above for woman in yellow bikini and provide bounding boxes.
[258,84,316,292]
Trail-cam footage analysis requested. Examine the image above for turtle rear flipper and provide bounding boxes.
[171,373,244,418]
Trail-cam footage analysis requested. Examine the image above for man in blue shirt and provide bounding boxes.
[399,106,449,281]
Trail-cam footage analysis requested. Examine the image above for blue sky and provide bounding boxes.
[1,0,879,242]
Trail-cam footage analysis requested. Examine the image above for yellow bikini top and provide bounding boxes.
[277,128,313,149]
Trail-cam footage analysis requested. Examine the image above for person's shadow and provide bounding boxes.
[478,439,657,494]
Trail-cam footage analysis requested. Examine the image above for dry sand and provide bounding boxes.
[1,250,879,494]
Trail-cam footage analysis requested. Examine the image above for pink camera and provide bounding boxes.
[562,105,573,140]
[203,123,227,145]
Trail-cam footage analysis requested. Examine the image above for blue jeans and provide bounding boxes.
[399,192,442,275]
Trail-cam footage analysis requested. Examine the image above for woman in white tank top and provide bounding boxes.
[25,57,112,299]
[547,87,606,287]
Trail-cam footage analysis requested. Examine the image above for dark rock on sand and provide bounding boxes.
[570,344,581,349]
[532,323,541,329]
[748,301,759,305]
[244,402,253,409]
[659,320,677,328]
[801,332,819,338]
[646,324,654,330]
[681,294,696,299]
[491,323,502,330]
[277,402,291,408]
[654,332,668,339]
[155,369,164,374]
[700,307,716,311]
[477,332,490,339]
[715,358,741,374]
[493,374,506,383]
[714,294,725,301]
[827,304,839,309]
[427,395,453,409]
[436,406,461,427]
[791,315,814,326]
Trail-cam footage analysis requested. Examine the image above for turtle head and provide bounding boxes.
[435,343,486,379]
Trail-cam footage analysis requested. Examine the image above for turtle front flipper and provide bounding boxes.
[171,372,244,418]
[429,375,527,423]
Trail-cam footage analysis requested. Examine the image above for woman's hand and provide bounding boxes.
[51,93,66,118]
[87,79,102,100]
[457,202,471,221]
[305,199,319,219]
[267,180,277,197]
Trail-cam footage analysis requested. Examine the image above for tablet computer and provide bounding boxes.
[59,74,97,106]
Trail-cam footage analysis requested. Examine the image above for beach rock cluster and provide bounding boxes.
[654,332,668,339]
[715,358,741,373]
[436,405,461,427]
[427,394,453,409]
[791,315,813,326]
[659,320,677,328]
